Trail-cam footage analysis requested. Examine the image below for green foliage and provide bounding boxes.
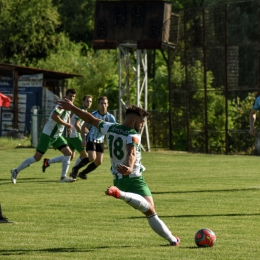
[0,0,60,64]
[0,0,256,153]
[229,93,256,154]
[36,35,119,109]
[169,58,230,153]
[149,52,169,110]
[0,137,32,148]
[55,0,95,46]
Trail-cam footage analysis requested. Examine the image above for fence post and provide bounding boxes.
[31,108,38,147]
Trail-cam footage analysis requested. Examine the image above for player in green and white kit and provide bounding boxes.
[68,95,92,165]
[42,95,93,174]
[10,89,76,184]
[57,99,180,246]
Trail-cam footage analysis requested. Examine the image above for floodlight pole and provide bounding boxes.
[118,43,150,151]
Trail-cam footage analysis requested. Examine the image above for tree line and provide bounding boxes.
[0,0,238,109]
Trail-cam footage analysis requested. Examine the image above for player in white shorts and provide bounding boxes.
[57,99,180,246]
[10,89,76,184]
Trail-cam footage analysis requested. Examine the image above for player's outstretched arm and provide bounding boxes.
[57,99,101,128]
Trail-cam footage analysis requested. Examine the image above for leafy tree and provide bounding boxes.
[148,50,169,111]
[54,0,95,47]
[229,93,256,154]
[36,34,118,109]
[0,0,61,64]
[168,58,231,153]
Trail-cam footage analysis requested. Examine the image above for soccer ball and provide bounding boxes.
[195,228,216,247]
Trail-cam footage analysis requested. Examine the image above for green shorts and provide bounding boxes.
[113,175,152,197]
[67,136,84,153]
[36,133,67,154]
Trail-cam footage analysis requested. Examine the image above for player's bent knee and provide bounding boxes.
[95,161,102,166]
[126,199,150,213]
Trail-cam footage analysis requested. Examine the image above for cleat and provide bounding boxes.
[42,158,50,173]
[171,236,180,246]
[105,186,120,198]
[11,169,18,184]
[70,167,78,181]
[69,172,79,178]
[78,172,87,180]
[60,177,74,183]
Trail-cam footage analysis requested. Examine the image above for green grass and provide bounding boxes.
[1,148,260,259]
[0,137,32,148]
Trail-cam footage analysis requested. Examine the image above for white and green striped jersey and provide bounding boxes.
[99,121,146,179]
[69,107,86,138]
[42,105,71,138]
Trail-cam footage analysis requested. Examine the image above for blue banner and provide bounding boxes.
[0,74,43,136]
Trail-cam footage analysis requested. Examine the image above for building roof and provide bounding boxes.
[0,63,83,80]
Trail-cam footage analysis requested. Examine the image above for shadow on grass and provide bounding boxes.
[129,212,260,219]
[152,187,260,195]
[0,245,133,255]
[0,178,64,185]
[0,244,196,255]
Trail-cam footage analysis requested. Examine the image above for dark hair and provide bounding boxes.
[83,95,93,101]
[98,96,108,103]
[125,105,150,117]
[66,88,76,96]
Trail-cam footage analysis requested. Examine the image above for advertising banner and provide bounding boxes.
[0,74,43,136]
[0,76,14,136]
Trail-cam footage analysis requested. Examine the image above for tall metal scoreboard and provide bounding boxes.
[93,1,173,49]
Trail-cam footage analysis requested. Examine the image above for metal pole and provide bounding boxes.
[224,3,229,155]
[168,48,173,150]
[137,50,140,106]
[118,44,150,151]
[118,46,122,123]
[203,7,208,153]
[184,10,190,152]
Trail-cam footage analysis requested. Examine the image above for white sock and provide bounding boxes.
[119,191,150,213]
[49,156,64,164]
[17,156,36,173]
[61,156,71,177]
[147,214,177,244]
[74,157,81,167]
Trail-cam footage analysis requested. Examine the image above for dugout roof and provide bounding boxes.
[0,63,83,80]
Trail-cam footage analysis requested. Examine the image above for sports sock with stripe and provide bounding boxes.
[61,155,71,178]
[17,156,36,173]
[48,156,64,164]
[147,213,177,244]
[119,191,150,212]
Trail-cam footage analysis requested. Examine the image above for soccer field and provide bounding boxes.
[1,148,260,259]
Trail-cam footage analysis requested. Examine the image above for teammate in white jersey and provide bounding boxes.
[71,96,116,180]
[10,89,76,184]
[57,99,180,246]
[42,95,93,173]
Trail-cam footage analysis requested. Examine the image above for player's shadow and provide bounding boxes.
[152,187,260,195]
[0,178,63,185]
[0,245,203,255]
[0,245,132,255]
[128,212,260,219]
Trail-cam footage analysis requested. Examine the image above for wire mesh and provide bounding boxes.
[170,1,259,154]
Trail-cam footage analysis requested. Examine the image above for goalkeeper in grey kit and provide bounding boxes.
[57,98,180,246]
